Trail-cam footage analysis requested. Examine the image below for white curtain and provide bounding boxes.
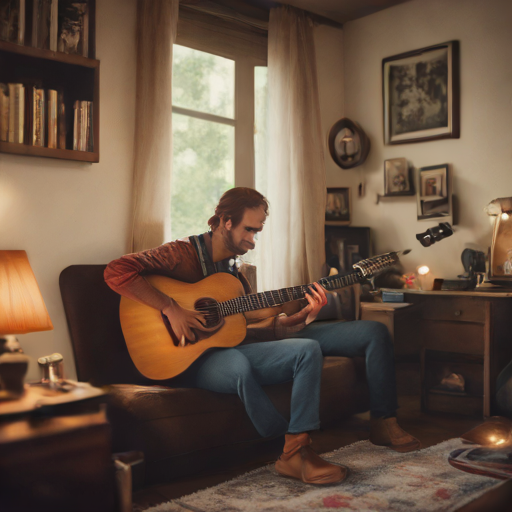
[258,5,326,290]
[131,0,178,252]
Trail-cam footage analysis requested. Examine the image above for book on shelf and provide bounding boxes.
[80,99,85,150]
[31,0,57,51]
[58,0,88,57]
[0,0,25,45]
[0,83,9,142]
[73,99,78,150]
[73,99,92,152]
[47,89,57,148]
[57,90,66,149]
[87,100,93,151]
[7,83,24,143]
[27,86,46,146]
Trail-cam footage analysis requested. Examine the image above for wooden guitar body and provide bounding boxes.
[120,273,248,380]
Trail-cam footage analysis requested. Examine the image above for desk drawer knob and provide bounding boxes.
[454,310,462,316]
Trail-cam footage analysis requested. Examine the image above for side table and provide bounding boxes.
[360,302,416,342]
[360,302,423,398]
[0,383,114,512]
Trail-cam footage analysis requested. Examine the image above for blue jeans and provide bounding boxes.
[296,320,398,419]
[176,338,323,438]
[176,320,398,438]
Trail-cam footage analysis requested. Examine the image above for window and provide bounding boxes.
[171,46,236,240]
[171,10,267,240]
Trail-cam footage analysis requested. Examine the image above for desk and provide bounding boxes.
[361,289,512,418]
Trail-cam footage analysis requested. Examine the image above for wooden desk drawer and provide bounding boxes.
[422,321,484,355]
[421,297,486,323]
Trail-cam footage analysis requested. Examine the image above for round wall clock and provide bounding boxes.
[328,118,371,170]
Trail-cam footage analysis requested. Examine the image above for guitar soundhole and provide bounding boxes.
[195,297,222,328]
[160,298,222,347]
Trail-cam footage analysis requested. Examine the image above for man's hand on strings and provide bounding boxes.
[277,282,328,329]
[303,282,328,325]
[162,300,213,347]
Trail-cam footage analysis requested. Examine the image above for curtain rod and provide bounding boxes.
[179,0,343,30]
[180,0,269,30]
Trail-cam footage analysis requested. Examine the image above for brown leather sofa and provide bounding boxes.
[59,265,369,484]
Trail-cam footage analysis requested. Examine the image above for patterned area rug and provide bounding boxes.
[145,439,504,512]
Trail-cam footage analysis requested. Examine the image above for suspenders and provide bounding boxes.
[189,233,238,279]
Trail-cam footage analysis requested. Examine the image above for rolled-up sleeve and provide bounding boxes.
[104,242,192,310]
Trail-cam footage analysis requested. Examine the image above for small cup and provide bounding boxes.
[38,353,64,388]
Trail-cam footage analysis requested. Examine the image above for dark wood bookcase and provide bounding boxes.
[0,0,99,163]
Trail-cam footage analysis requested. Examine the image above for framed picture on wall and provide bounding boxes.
[417,164,452,221]
[384,157,414,196]
[326,187,351,225]
[383,40,460,144]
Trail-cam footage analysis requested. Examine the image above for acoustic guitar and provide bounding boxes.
[120,251,404,380]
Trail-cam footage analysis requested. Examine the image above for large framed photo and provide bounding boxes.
[417,164,451,221]
[326,187,350,225]
[383,41,460,145]
[384,157,414,196]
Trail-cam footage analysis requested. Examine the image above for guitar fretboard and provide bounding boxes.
[219,271,361,317]
[218,251,399,318]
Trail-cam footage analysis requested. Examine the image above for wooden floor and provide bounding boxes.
[133,395,510,511]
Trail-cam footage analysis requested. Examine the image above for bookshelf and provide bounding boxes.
[0,0,99,163]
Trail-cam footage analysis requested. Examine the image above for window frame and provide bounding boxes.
[174,9,267,189]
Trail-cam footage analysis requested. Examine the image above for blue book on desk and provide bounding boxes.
[382,291,405,303]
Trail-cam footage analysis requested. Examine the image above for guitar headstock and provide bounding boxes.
[352,251,402,277]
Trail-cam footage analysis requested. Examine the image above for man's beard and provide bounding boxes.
[223,227,248,255]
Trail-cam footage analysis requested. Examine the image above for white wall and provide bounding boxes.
[339,0,512,280]
[0,0,137,380]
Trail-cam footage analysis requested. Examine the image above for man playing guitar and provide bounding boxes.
[105,187,420,485]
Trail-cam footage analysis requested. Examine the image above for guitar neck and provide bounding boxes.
[218,251,400,318]
[219,271,362,317]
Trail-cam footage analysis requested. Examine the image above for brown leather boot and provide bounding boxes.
[275,433,348,485]
[370,417,421,453]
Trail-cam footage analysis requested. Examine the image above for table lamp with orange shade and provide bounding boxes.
[0,250,53,400]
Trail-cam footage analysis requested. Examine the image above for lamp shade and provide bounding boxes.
[0,251,53,335]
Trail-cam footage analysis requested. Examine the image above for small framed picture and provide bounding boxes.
[324,225,371,273]
[417,164,451,221]
[326,188,350,225]
[383,41,460,145]
[384,158,414,196]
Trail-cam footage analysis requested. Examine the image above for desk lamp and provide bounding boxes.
[0,250,53,399]
[416,265,430,290]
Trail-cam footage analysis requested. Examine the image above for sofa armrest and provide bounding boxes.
[314,284,361,322]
